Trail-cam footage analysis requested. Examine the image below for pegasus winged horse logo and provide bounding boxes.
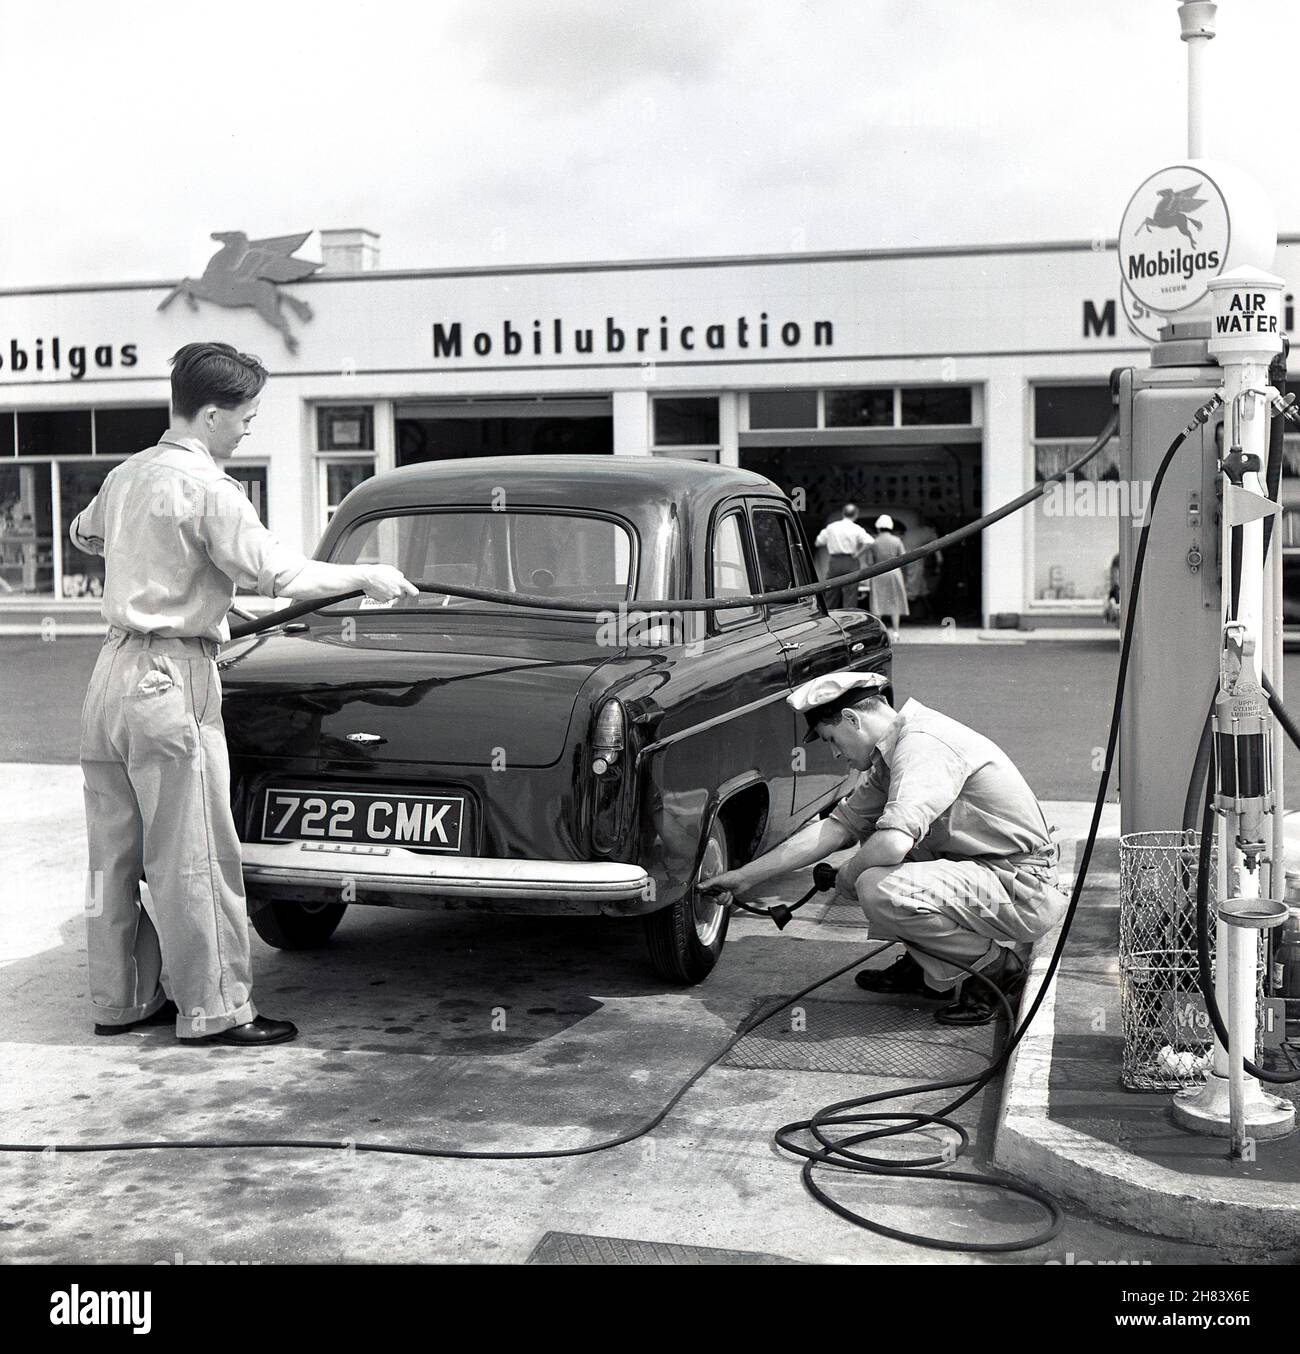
[158,231,322,353]
[1137,183,1207,248]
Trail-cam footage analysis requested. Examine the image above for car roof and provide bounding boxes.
[333,455,786,519]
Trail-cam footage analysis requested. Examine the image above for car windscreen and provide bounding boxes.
[328,509,635,610]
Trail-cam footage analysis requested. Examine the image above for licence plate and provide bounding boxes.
[261,788,467,854]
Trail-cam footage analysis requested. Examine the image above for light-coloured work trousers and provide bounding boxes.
[79,626,257,1038]
[859,843,1068,990]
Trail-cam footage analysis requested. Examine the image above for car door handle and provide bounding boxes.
[779,641,802,652]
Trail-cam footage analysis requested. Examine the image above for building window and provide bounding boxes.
[59,461,121,597]
[0,463,53,595]
[0,404,170,600]
[315,405,377,534]
[749,390,817,430]
[900,386,972,426]
[17,410,92,456]
[320,458,376,528]
[226,464,269,527]
[825,388,894,428]
[1034,385,1115,440]
[653,396,719,449]
[818,386,974,429]
[1029,383,1119,609]
[318,405,374,451]
[95,406,168,456]
[1,405,167,460]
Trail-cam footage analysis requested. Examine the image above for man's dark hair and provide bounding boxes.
[170,342,267,419]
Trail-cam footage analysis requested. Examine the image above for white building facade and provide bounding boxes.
[3,232,1300,625]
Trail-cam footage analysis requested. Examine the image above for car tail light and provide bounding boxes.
[591,699,634,856]
[591,700,625,776]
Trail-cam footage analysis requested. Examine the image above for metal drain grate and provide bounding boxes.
[809,898,869,929]
[526,1231,800,1265]
[724,996,996,1079]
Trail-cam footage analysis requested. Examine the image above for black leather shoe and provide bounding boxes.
[854,952,946,997]
[94,999,178,1036]
[193,1016,298,1046]
[934,952,1027,1026]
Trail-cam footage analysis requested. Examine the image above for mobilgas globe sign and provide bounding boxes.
[1117,160,1278,342]
[1119,164,1230,313]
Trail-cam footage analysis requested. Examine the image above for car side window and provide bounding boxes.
[783,516,816,587]
[752,510,795,591]
[753,507,818,610]
[710,510,759,627]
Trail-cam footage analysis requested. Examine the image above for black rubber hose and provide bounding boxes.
[769,401,1218,1249]
[1264,672,1300,753]
[774,937,1064,1253]
[1182,691,1216,833]
[0,940,893,1161]
[228,415,1119,638]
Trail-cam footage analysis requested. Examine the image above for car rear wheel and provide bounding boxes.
[249,898,348,950]
[643,817,731,984]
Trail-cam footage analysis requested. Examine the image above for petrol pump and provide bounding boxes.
[1114,5,1295,1143]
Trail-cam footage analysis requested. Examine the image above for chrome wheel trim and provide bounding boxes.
[693,829,727,947]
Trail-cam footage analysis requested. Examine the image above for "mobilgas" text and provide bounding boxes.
[1126,247,1221,283]
[0,337,138,381]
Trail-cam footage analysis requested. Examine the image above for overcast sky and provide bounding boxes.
[0,0,1295,287]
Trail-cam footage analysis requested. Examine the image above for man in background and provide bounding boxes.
[815,503,872,610]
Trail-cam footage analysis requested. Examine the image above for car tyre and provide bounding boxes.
[249,898,348,950]
[643,817,731,984]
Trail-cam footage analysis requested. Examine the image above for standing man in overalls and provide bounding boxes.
[70,342,416,1045]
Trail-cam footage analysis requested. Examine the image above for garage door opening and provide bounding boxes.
[739,442,984,625]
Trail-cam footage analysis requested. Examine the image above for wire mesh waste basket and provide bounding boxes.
[1118,828,1261,1090]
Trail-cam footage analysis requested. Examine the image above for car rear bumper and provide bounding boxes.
[240,841,655,916]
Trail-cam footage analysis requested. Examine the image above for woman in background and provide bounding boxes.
[867,514,909,642]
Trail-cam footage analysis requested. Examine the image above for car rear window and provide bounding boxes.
[329,509,635,609]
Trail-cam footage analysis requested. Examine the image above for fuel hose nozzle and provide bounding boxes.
[1214,629,1273,866]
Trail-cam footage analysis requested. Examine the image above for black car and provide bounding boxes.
[220,456,891,982]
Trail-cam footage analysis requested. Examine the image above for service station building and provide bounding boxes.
[3,227,1300,627]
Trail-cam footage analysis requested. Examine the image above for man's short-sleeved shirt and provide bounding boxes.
[815,518,872,555]
[68,434,308,642]
[829,698,1053,860]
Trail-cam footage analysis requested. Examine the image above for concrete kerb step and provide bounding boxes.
[993,831,1300,1249]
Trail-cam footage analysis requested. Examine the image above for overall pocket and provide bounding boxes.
[123,654,197,760]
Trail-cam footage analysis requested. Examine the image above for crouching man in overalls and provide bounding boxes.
[703,672,1067,1025]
